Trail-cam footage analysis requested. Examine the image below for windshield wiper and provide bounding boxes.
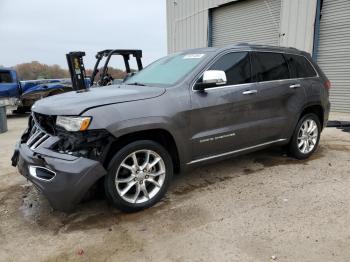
[126,82,146,86]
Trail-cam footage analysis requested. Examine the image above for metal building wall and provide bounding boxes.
[279,0,317,54]
[211,0,282,47]
[166,0,236,53]
[317,0,350,112]
[167,0,317,54]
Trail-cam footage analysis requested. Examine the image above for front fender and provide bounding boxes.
[106,116,175,137]
[83,102,191,171]
[112,117,190,171]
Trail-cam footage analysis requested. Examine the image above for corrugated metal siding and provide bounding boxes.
[167,0,316,54]
[279,0,317,54]
[211,0,281,47]
[166,0,237,53]
[317,0,350,112]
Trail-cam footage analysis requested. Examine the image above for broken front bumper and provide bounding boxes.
[13,133,107,212]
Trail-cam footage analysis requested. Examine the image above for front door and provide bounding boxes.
[190,51,262,160]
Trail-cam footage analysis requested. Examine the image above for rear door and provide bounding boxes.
[284,53,319,101]
[251,52,306,141]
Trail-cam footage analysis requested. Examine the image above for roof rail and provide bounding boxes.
[287,46,299,51]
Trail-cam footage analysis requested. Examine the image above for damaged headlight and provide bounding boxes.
[56,116,91,132]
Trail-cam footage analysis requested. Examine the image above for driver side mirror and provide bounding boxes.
[194,70,227,91]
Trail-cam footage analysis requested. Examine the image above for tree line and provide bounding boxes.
[15,61,69,80]
[8,61,127,81]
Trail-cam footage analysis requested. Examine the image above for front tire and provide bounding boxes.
[105,140,173,212]
[288,113,321,159]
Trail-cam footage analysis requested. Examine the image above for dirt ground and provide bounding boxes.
[0,113,350,262]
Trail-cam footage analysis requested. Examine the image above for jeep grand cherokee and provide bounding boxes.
[12,44,330,212]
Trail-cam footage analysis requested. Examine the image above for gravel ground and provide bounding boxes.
[0,113,349,262]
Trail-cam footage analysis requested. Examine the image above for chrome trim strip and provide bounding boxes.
[198,82,253,92]
[191,50,319,92]
[187,139,287,165]
[242,89,258,95]
[30,134,50,150]
[26,119,51,150]
[28,166,56,182]
[26,129,41,146]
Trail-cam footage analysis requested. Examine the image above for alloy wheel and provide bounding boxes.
[115,150,166,204]
[297,119,319,154]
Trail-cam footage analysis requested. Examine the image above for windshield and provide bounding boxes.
[124,52,208,87]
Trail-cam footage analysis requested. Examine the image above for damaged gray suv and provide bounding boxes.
[12,44,330,212]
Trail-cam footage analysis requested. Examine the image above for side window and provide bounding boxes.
[208,52,251,86]
[284,54,317,78]
[252,52,290,82]
[0,71,13,83]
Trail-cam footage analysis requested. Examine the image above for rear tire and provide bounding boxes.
[104,140,173,212]
[288,113,321,159]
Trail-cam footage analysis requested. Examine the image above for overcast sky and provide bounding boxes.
[0,0,167,69]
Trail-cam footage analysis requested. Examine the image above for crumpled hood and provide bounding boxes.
[32,84,165,115]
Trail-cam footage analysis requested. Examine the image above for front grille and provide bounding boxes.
[33,113,56,135]
[26,125,50,150]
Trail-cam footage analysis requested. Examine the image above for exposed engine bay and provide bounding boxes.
[26,113,115,163]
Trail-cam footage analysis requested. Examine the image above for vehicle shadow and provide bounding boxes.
[8,145,325,235]
[7,113,30,119]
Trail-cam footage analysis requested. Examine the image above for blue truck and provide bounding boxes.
[0,49,143,113]
[0,68,73,113]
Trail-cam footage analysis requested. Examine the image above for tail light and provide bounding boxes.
[324,80,331,89]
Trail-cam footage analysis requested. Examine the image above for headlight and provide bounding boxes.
[56,116,91,132]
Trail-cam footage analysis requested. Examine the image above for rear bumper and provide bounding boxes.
[15,142,107,212]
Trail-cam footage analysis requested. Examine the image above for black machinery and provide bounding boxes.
[66,51,88,91]
[66,49,143,91]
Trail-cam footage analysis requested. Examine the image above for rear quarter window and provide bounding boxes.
[284,54,317,78]
[252,52,290,82]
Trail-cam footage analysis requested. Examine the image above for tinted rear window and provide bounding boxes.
[284,54,317,78]
[209,52,251,86]
[252,52,290,82]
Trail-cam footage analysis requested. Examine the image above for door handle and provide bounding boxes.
[290,84,301,89]
[242,90,258,95]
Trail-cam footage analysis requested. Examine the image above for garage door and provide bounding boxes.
[211,0,282,47]
[317,0,350,112]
